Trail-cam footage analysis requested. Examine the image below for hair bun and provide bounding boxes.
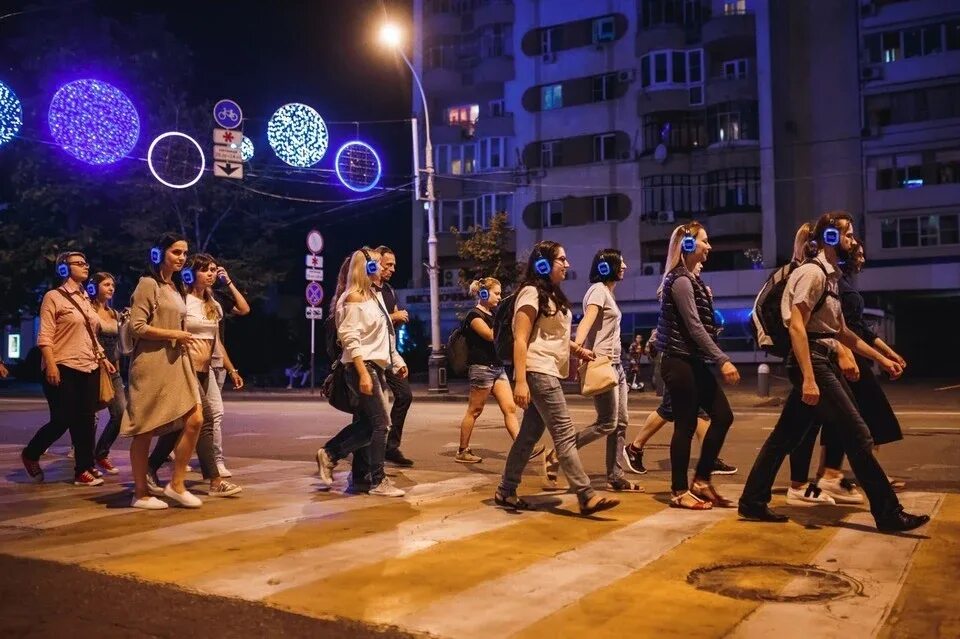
[468,280,480,295]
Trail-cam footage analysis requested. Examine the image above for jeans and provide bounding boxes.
[148,371,220,480]
[212,366,227,463]
[94,371,126,459]
[788,422,845,484]
[499,372,596,506]
[661,355,734,493]
[468,364,508,390]
[740,353,901,522]
[326,363,390,487]
[24,365,99,476]
[384,367,412,452]
[573,363,627,482]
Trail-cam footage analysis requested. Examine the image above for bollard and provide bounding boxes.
[757,363,770,397]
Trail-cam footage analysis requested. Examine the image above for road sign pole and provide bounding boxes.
[310,318,315,393]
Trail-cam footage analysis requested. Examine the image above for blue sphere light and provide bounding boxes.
[335,140,382,192]
[0,81,23,148]
[240,135,254,162]
[267,103,328,167]
[48,79,140,165]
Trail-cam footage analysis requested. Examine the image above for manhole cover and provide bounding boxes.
[688,562,862,603]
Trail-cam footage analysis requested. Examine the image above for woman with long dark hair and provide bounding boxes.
[495,241,619,516]
[89,272,126,475]
[120,233,203,510]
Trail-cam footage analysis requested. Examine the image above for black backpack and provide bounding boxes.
[324,315,342,362]
[446,317,469,375]
[750,260,830,358]
[492,292,518,363]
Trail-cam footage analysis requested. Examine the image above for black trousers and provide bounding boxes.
[24,365,99,476]
[350,367,412,485]
[660,355,734,493]
[740,353,900,522]
[788,422,845,484]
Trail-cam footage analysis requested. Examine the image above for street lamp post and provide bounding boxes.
[381,24,447,392]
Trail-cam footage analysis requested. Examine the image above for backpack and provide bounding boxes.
[446,317,469,376]
[324,315,342,361]
[750,260,830,358]
[492,292,518,363]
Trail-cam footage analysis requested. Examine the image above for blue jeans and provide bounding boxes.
[573,363,627,482]
[499,372,596,506]
[325,363,391,487]
[95,371,126,459]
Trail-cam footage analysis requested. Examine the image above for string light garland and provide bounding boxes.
[335,140,382,192]
[240,135,254,162]
[0,80,23,148]
[267,102,328,167]
[48,79,139,165]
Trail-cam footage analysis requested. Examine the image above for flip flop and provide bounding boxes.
[580,495,620,516]
[494,491,535,511]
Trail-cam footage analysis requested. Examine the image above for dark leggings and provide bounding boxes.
[660,355,734,493]
[24,366,99,476]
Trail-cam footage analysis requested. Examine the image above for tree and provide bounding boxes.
[453,212,522,291]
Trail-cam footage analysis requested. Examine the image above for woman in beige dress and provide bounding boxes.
[121,233,202,510]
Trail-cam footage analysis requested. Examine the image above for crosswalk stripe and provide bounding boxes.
[728,492,944,639]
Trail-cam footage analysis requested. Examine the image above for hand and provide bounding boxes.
[514,379,530,410]
[102,360,117,375]
[837,351,860,382]
[577,346,596,361]
[396,366,408,380]
[229,370,244,390]
[391,310,409,324]
[802,377,820,405]
[170,330,194,345]
[879,357,903,381]
[720,361,740,385]
[0,362,8,378]
[216,267,231,285]
[45,363,61,386]
[890,350,907,369]
[359,371,374,396]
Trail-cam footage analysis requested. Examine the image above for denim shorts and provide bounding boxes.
[468,364,508,390]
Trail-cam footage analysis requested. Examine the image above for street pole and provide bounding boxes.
[399,50,446,392]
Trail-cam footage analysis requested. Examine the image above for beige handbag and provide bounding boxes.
[578,355,618,397]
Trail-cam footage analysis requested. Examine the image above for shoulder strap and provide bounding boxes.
[56,289,102,358]
[808,260,838,314]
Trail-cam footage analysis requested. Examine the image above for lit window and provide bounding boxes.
[446,104,479,126]
[723,0,746,16]
[542,84,563,110]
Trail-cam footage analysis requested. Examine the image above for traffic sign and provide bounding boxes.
[305,306,324,320]
[305,282,324,307]
[214,99,243,129]
[213,161,243,179]
[305,268,324,281]
[306,229,324,253]
[213,146,243,163]
[306,254,324,268]
[213,128,243,146]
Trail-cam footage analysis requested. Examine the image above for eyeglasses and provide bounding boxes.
[554,257,570,265]
[67,261,89,267]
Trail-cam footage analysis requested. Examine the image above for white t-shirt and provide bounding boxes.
[513,285,572,379]
[582,283,622,360]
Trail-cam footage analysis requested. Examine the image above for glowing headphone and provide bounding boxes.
[56,261,69,278]
[86,281,97,297]
[597,260,611,277]
[150,246,162,265]
[680,226,697,253]
[822,221,841,247]
[478,287,490,301]
[360,248,379,275]
[531,244,552,277]
[181,268,195,285]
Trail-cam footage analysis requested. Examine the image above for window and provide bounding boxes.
[923,24,943,55]
[642,111,707,152]
[706,168,760,212]
[541,27,562,54]
[640,49,703,89]
[447,104,480,126]
[479,137,506,170]
[479,193,513,227]
[437,145,450,174]
[593,16,616,44]
[689,86,704,106]
[920,215,940,246]
[882,214,960,248]
[672,52,686,83]
[489,99,505,117]
[687,49,702,82]
[899,217,919,247]
[942,214,960,244]
[723,59,748,79]
[948,20,960,51]
[641,174,707,218]
[593,195,615,222]
[449,145,464,175]
[903,28,922,58]
[881,218,899,249]
[882,31,900,62]
[654,52,668,83]
[866,84,960,127]
[542,200,564,227]
[723,0,746,15]
[592,73,617,102]
[593,133,617,162]
[640,0,708,29]
[707,101,758,144]
[541,140,562,168]
[463,144,476,175]
[542,84,563,110]
[481,24,509,58]
[461,199,476,230]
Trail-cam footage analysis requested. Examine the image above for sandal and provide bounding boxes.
[494,491,535,511]
[542,450,563,491]
[690,480,736,508]
[670,490,713,510]
[608,478,644,492]
[580,495,620,516]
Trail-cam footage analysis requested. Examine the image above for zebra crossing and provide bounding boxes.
[0,444,956,638]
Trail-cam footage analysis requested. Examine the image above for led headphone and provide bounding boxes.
[150,246,162,265]
[360,248,379,275]
[478,287,490,301]
[822,224,840,247]
[680,227,697,253]
[531,245,552,277]
[181,268,195,285]
[86,281,97,297]
[596,260,611,277]
[56,261,69,278]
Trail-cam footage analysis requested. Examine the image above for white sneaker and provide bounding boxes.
[315,448,335,486]
[818,477,865,505]
[216,462,232,478]
[369,478,405,497]
[162,483,203,508]
[145,471,165,497]
[131,495,169,510]
[786,483,837,506]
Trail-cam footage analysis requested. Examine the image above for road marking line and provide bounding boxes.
[396,506,733,639]
[728,491,944,639]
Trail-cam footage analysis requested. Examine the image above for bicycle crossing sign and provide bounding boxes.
[213,99,243,130]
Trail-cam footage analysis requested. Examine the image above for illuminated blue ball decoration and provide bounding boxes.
[335,140,382,192]
[240,135,254,162]
[48,79,140,165]
[0,81,23,148]
[267,103,328,167]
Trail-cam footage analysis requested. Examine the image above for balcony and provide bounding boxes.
[637,87,696,116]
[425,10,462,35]
[704,210,762,237]
[701,12,755,47]
[866,183,960,214]
[433,226,516,258]
[635,26,689,56]
[422,66,462,93]
[473,55,514,85]
[475,112,514,138]
[474,0,514,29]
[705,74,756,105]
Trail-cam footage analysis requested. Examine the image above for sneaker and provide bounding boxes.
[622,445,647,475]
[162,483,202,508]
[208,480,242,497]
[88,467,103,479]
[385,449,414,467]
[315,447,335,486]
[786,483,837,506]
[74,470,104,487]
[346,477,371,494]
[215,462,232,478]
[21,451,44,482]
[712,458,738,475]
[96,456,120,475]
[131,495,168,510]
[819,477,865,505]
[145,470,164,497]
[455,448,483,464]
[369,478,405,497]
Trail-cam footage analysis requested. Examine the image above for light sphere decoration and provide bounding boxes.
[267,102,328,167]
[0,81,23,148]
[240,135,254,162]
[335,140,382,193]
[147,131,205,189]
[48,79,139,165]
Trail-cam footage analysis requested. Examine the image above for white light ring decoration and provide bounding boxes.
[335,140,382,193]
[147,131,206,189]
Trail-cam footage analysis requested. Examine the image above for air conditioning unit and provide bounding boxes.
[641,262,662,276]
[861,65,884,81]
[541,52,557,63]
[658,210,675,223]
[617,69,636,83]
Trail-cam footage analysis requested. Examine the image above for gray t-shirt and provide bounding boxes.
[582,283,622,360]
[781,254,842,352]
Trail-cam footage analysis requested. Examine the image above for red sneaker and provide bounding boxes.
[21,451,43,482]
[74,470,104,487]
[88,467,103,479]
[95,456,120,475]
